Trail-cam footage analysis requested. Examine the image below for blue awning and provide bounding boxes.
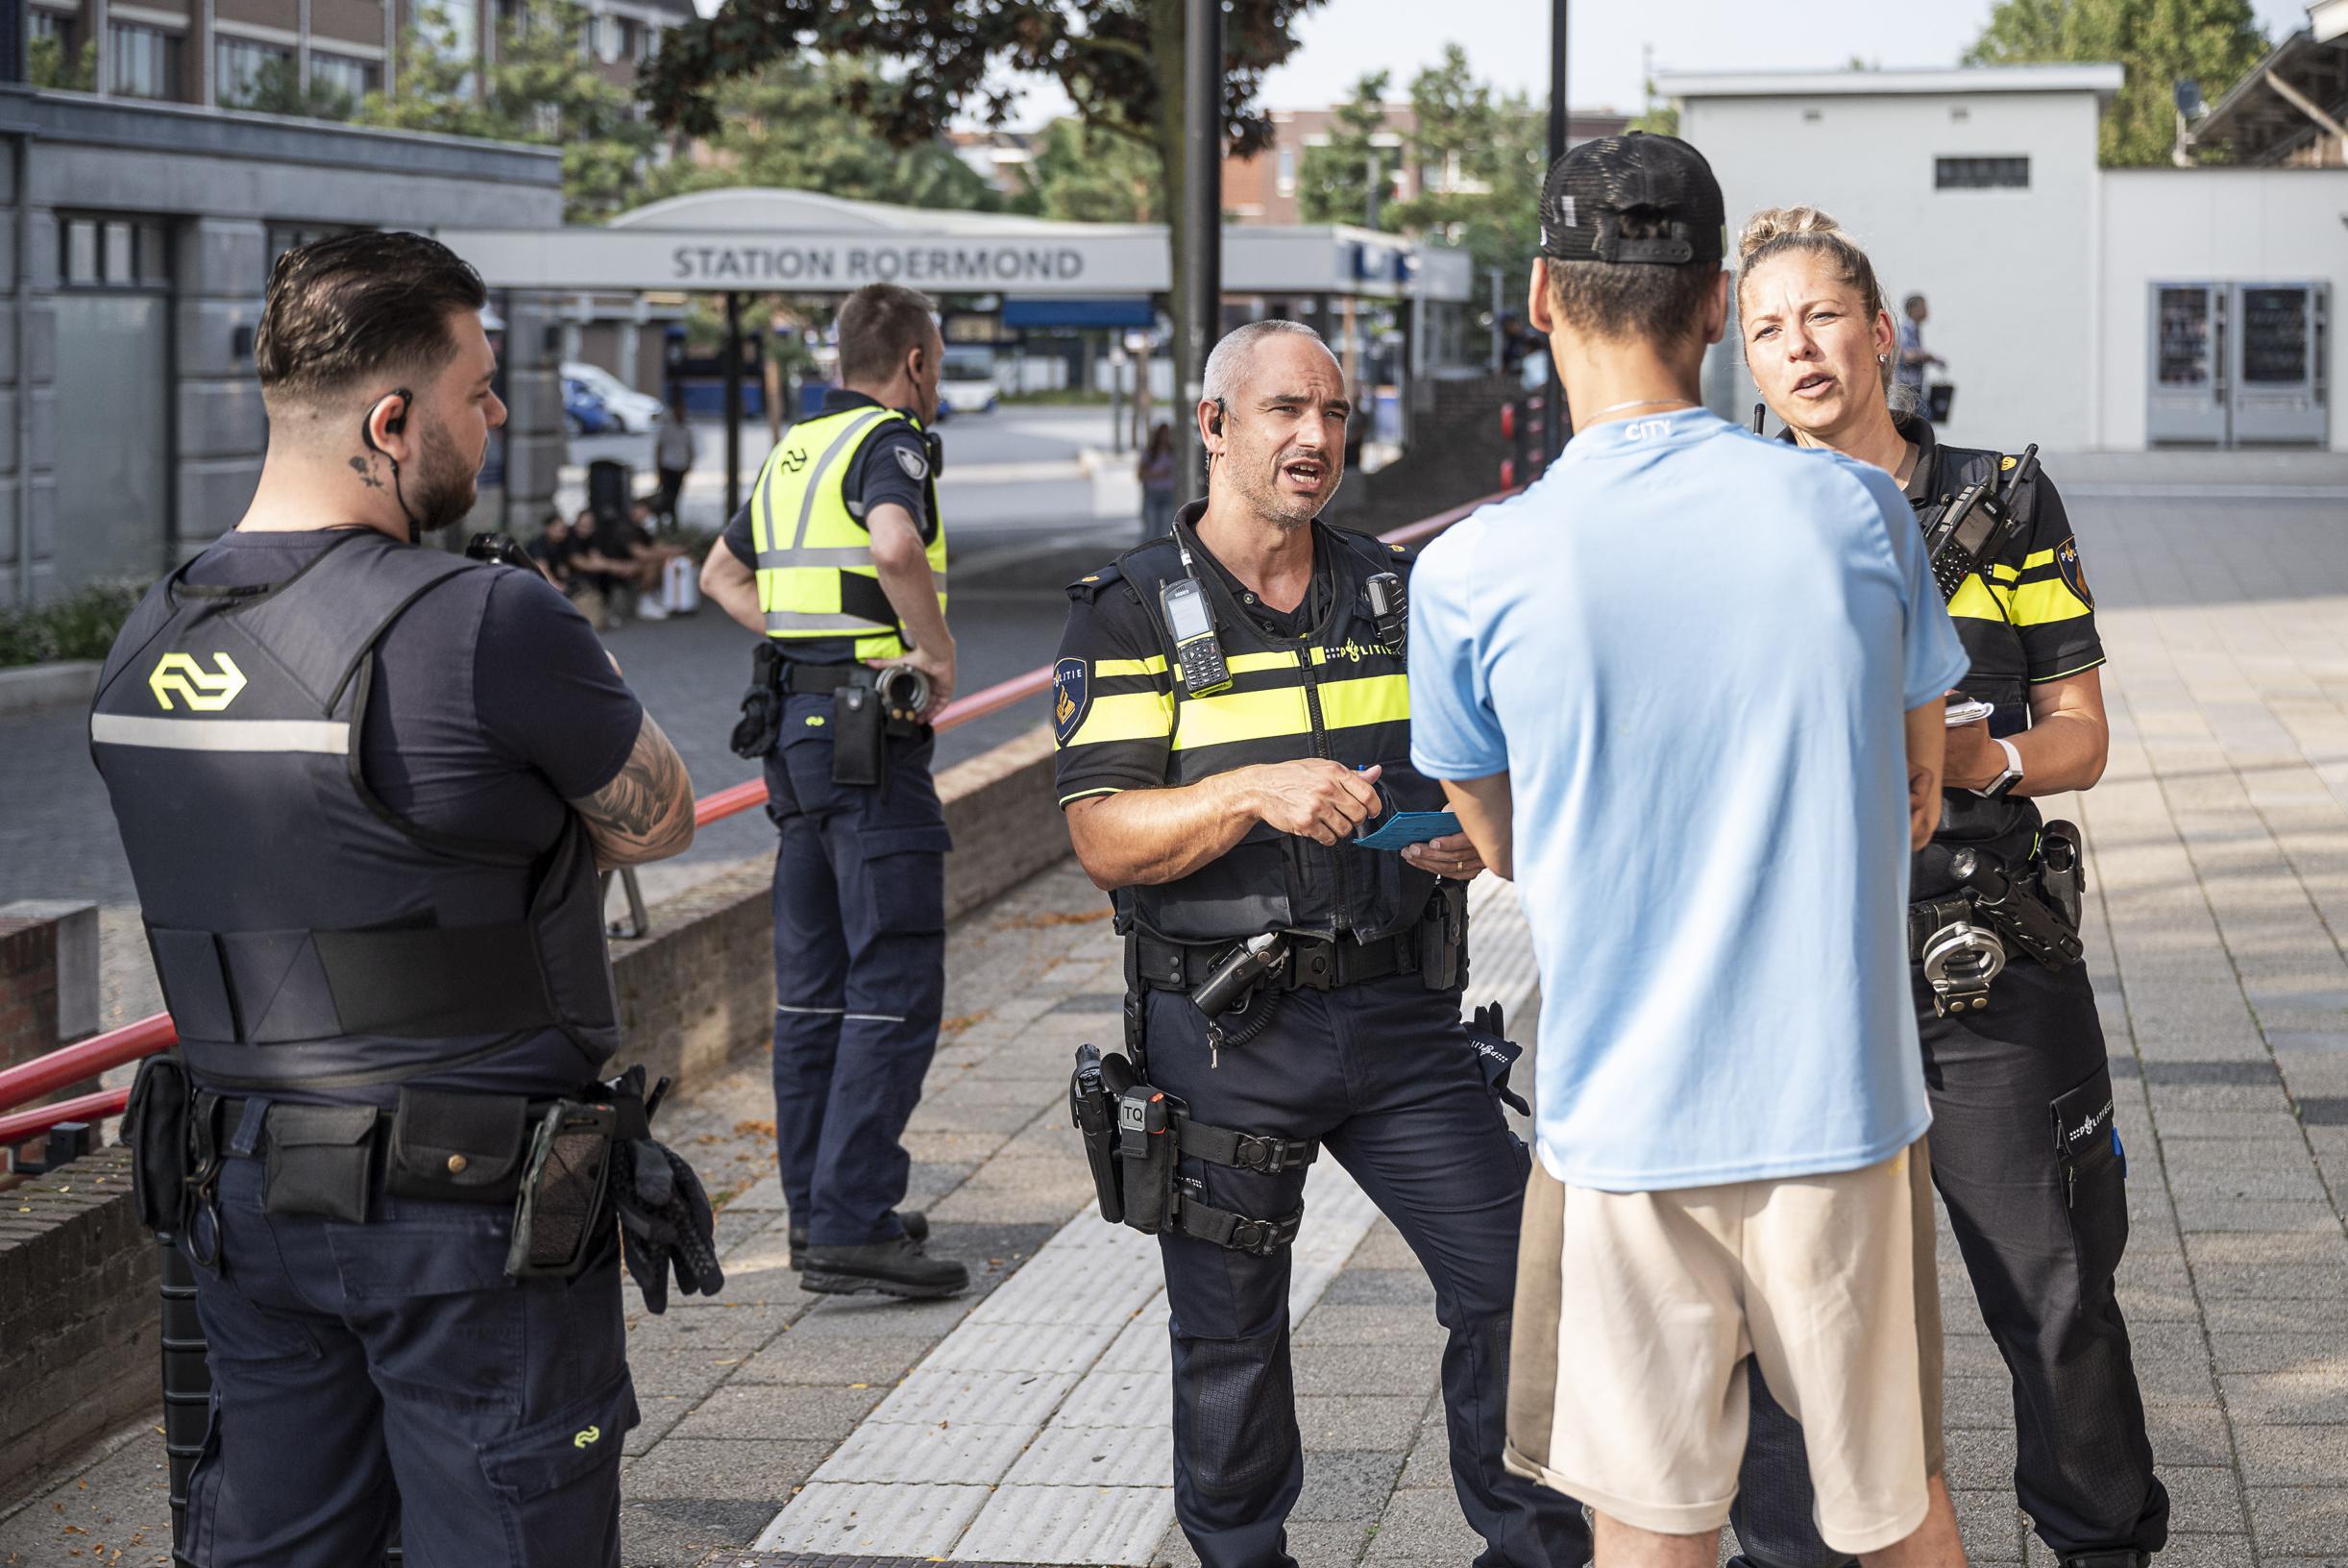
[1001,298,1157,330]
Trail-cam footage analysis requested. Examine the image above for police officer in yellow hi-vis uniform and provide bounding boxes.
[701,282,966,1299]
[1054,321,1592,1568]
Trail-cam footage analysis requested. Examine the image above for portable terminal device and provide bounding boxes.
[1162,530,1233,697]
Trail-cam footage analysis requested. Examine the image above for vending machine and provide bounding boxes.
[2231,282,2328,447]
[2147,282,2228,446]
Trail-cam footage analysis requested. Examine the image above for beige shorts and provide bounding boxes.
[1505,1140,1944,1556]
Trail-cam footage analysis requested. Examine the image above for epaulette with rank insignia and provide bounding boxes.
[1065,563,1124,601]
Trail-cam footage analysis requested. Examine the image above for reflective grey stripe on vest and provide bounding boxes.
[90,714,352,754]
[774,408,891,562]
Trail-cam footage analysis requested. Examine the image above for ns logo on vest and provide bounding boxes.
[148,652,247,712]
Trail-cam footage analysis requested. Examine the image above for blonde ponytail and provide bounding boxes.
[1734,206,1906,404]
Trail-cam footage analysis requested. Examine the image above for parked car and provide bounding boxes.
[563,377,620,437]
[562,361,666,434]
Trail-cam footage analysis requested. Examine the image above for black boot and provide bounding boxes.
[2060,1554,2149,1568]
[802,1231,967,1299]
[790,1210,927,1271]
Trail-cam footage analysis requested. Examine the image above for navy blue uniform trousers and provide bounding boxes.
[765,690,950,1247]
[181,1155,634,1567]
[1141,970,1592,1568]
[1730,958,2167,1566]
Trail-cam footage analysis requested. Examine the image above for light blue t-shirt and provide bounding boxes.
[1408,407,1969,1192]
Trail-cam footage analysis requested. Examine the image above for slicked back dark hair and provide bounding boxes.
[255,231,488,404]
[836,282,939,386]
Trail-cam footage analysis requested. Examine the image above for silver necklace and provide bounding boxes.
[1587,397,1698,419]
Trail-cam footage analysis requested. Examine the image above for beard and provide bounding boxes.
[1230,453,1333,530]
[408,418,481,535]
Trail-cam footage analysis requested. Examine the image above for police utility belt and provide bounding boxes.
[1909,820,2086,1017]
[729,643,929,787]
[122,1058,723,1307]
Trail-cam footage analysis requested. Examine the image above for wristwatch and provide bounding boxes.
[1973,736,2023,799]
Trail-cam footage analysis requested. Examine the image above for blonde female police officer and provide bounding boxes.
[1728,208,2165,1568]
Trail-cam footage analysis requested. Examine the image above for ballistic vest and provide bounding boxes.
[749,405,947,661]
[1106,521,1439,945]
[87,530,622,1095]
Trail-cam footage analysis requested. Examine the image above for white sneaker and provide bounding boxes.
[637,600,670,621]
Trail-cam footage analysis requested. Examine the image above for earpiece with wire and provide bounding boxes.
[362,388,422,542]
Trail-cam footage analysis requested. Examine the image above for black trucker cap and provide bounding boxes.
[1539,132,1725,266]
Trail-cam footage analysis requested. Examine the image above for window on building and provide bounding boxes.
[267,223,363,267]
[110,22,183,100]
[1276,147,1295,197]
[613,15,641,61]
[59,215,170,289]
[29,9,71,46]
[28,8,92,89]
[309,52,379,104]
[1934,156,2029,189]
[214,37,293,108]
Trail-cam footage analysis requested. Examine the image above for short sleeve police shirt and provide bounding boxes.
[1052,567,1176,806]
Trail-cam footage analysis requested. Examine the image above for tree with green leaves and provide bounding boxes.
[1297,71,1393,228]
[637,0,1326,421]
[1384,46,1547,321]
[357,1,659,221]
[1022,116,1163,223]
[641,56,1005,212]
[223,54,358,119]
[27,36,95,92]
[1963,0,2269,165]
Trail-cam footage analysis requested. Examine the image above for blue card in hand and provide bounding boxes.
[1354,811,1462,852]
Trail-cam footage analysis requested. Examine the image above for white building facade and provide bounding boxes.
[1661,64,2344,453]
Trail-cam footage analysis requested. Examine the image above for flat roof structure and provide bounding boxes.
[1653,63,2125,101]
[438,187,1473,303]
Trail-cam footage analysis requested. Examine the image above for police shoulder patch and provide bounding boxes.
[1052,657,1090,745]
[893,444,930,481]
[2055,534,2093,610]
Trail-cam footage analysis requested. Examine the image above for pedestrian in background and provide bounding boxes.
[1407,134,1971,1567]
[654,388,696,527]
[1896,293,1945,419]
[699,282,966,1299]
[1137,419,1177,534]
[1730,207,2162,1568]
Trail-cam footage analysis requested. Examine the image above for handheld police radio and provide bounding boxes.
[1923,444,2039,603]
[1365,571,1406,658]
[1162,528,1233,697]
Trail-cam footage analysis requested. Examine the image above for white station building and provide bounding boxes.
[1661,61,2345,452]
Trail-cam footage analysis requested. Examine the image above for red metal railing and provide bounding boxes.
[0,492,1513,1147]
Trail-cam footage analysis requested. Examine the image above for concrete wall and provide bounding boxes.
[0,89,566,601]
[1682,86,2105,453]
[2097,168,2348,451]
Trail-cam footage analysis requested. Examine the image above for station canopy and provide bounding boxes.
[438,187,1473,305]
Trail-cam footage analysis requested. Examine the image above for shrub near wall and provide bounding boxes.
[0,583,144,669]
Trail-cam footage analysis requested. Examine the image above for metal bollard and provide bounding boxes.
[159,1234,405,1566]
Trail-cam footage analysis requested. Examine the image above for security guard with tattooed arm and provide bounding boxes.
[1053,320,1592,1568]
[91,232,717,1568]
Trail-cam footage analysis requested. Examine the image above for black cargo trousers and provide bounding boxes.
[1140,970,1593,1568]
[1730,957,2168,1565]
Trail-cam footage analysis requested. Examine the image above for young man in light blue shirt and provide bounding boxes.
[1407,135,1972,1567]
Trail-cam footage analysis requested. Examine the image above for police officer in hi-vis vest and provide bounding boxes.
[700,282,966,1299]
[1052,321,1592,1568]
[89,232,711,1566]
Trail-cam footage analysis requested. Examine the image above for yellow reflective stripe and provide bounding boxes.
[1064,691,1174,748]
[1315,673,1410,730]
[1173,685,1313,751]
[2010,579,2091,625]
[1095,655,1168,679]
[1946,577,2013,622]
[2021,548,2056,570]
[1225,650,1298,675]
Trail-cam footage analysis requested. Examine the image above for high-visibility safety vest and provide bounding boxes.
[87,530,622,1095]
[750,404,947,662]
[1062,522,1440,945]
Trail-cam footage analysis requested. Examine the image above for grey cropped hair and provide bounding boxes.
[1202,320,1335,409]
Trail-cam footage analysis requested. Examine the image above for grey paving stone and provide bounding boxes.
[730,1333,934,1386]
[2246,1486,2348,1556]
[2145,1404,2239,1467]
[2204,1332,2348,1375]
[629,1301,800,1352]
[2158,1463,2253,1534]
[1292,1305,1450,1347]
[1345,1221,1421,1271]
[786,1294,977,1338]
[1319,1268,1439,1308]
[1154,1518,1371,1568]
[668,1383,885,1443]
[1296,1396,1429,1453]
[1294,1451,1408,1522]
[2233,1423,2348,1486]
[1291,1341,1441,1400]
[621,1436,833,1500]
[630,1346,751,1401]
[1949,1486,2026,1563]
[2222,1370,2348,1426]
[620,1497,784,1567]
[1361,1488,1487,1558]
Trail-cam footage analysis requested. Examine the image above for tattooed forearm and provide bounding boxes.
[571,710,696,867]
